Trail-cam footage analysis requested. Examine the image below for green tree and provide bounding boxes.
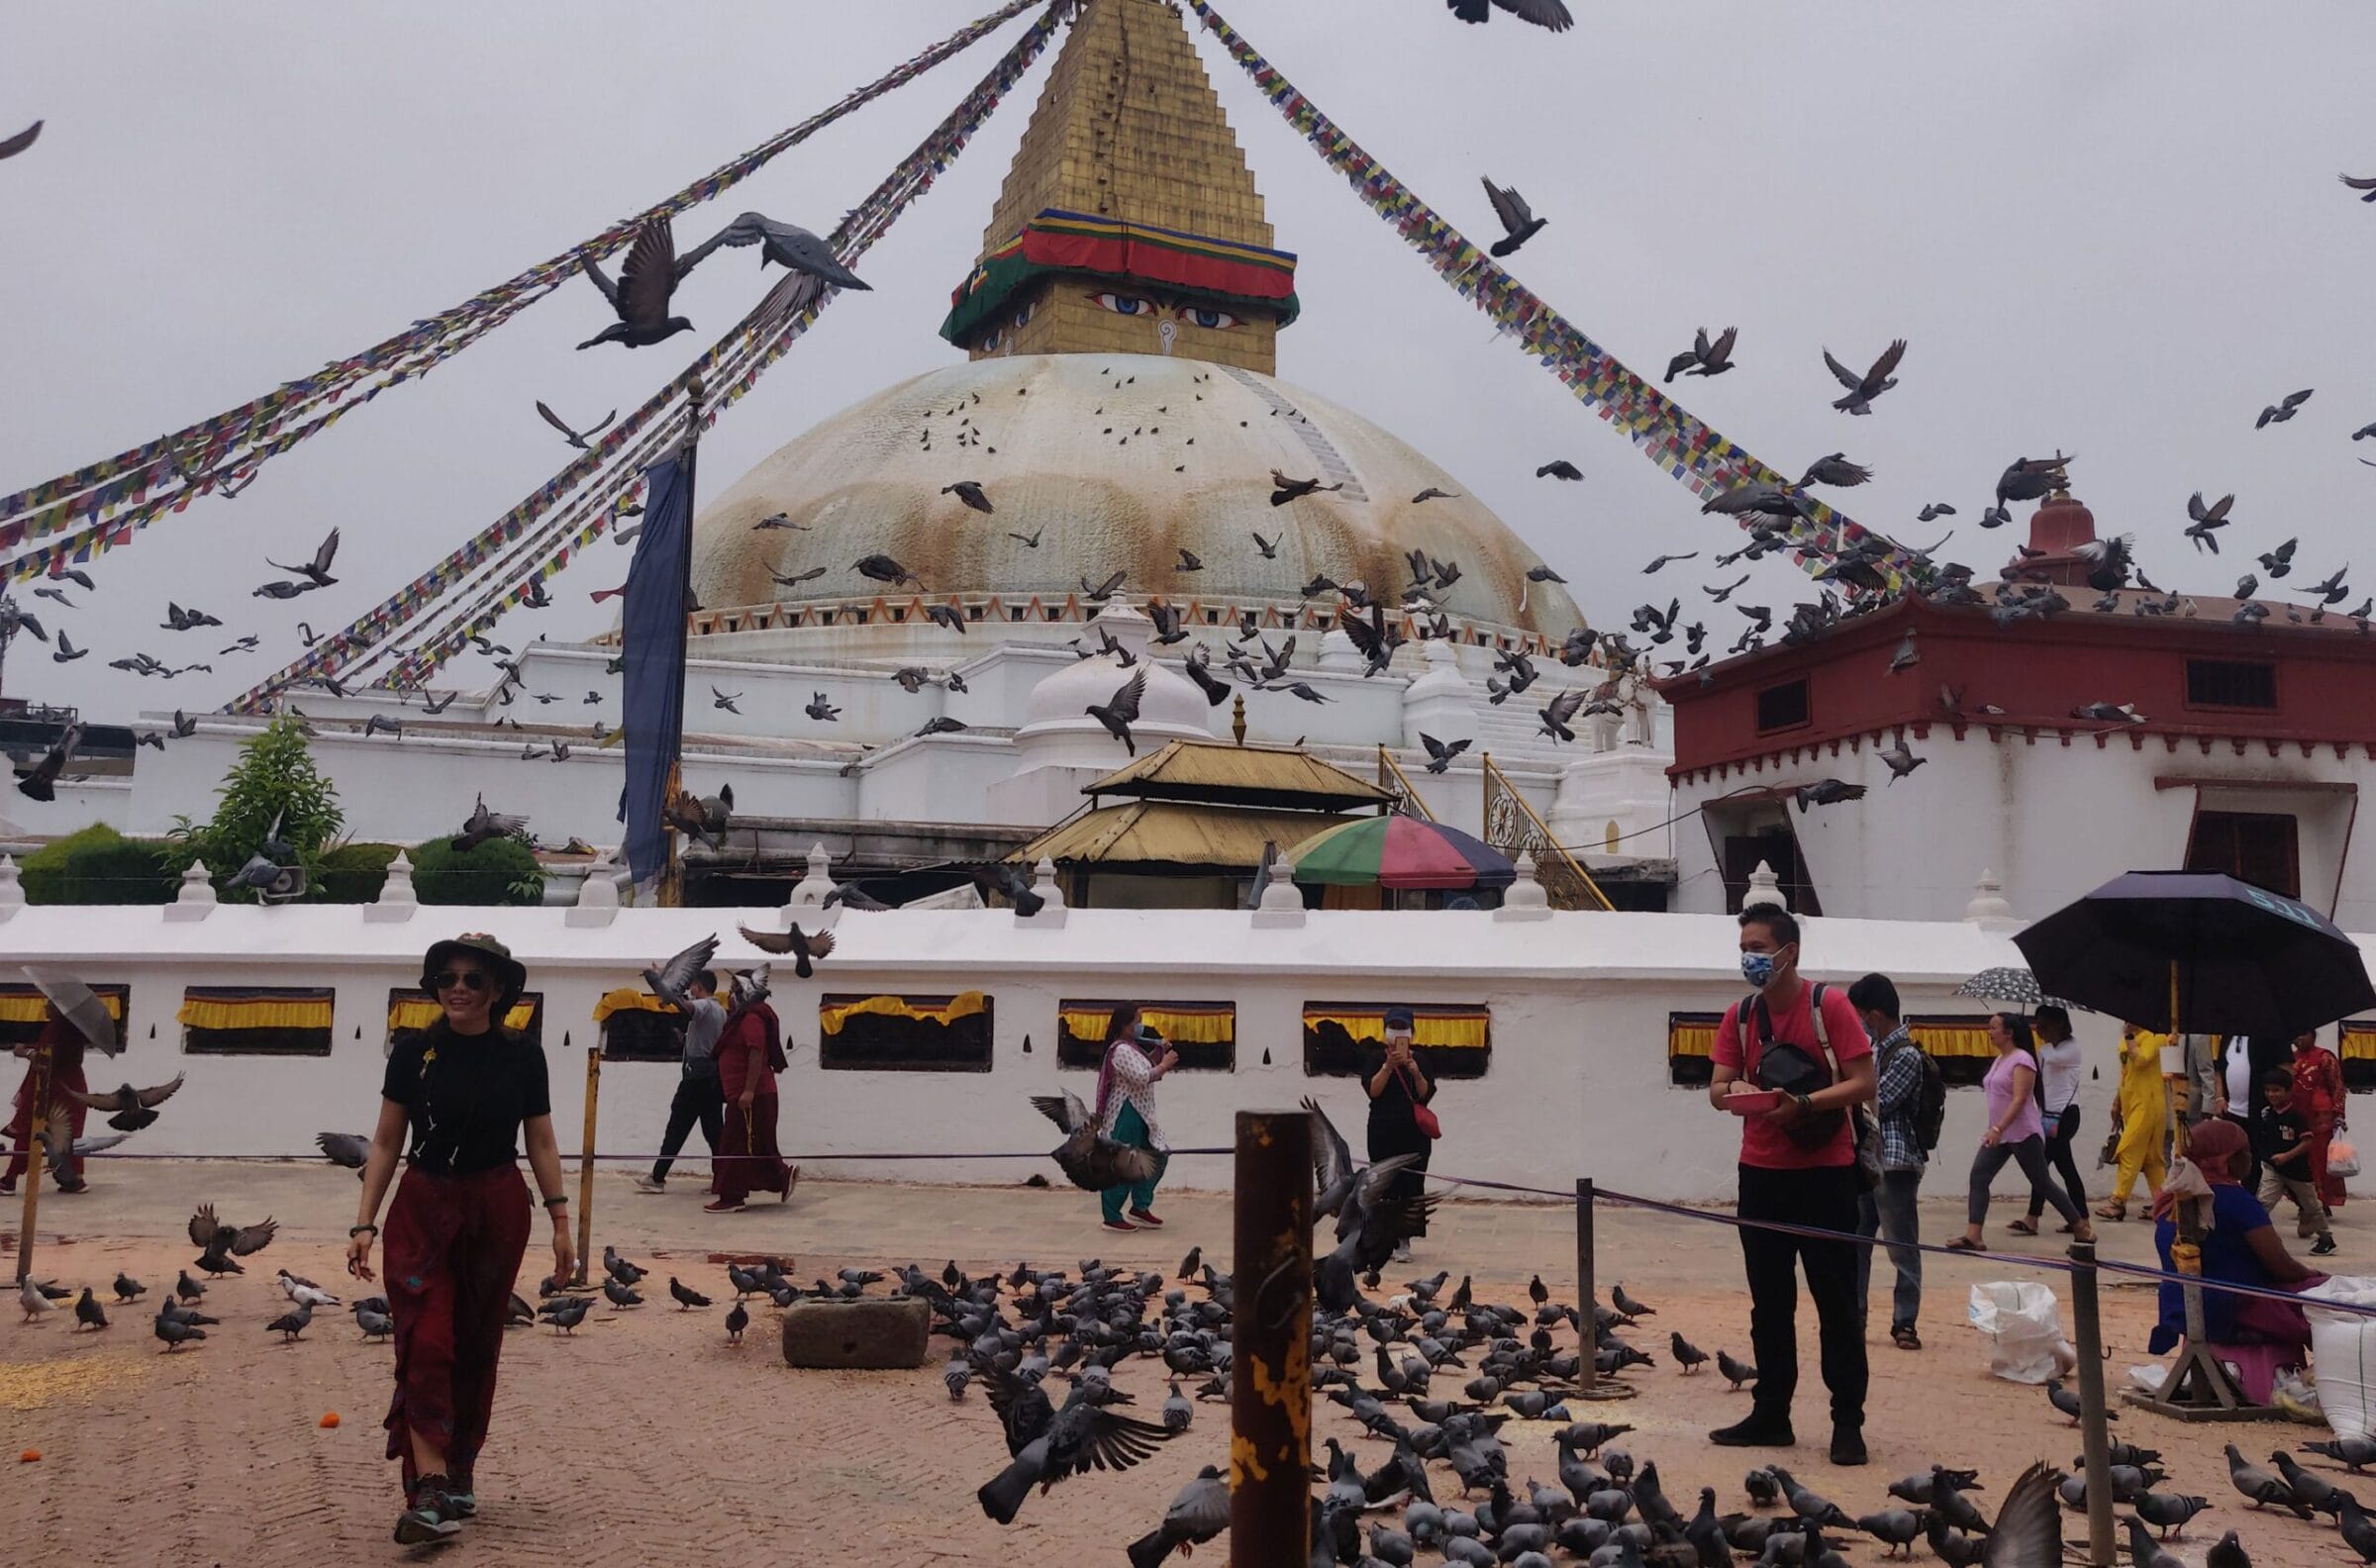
[174,716,345,902]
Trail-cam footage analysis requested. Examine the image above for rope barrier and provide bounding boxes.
[0,0,1048,574]
[64,1147,1234,1164]
[1181,0,1916,597]
[223,1,1070,710]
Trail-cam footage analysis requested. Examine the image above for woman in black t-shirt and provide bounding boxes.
[346,933,573,1545]
[1363,1006,1436,1263]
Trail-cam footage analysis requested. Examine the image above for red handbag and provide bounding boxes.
[1400,1062,1441,1139]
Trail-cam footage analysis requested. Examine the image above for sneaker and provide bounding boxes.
[703,1198,745,1214]
[634,1176,666,1195]
[1128,1208,1165,1228]
[1708,1416,1795,1448]
[445,1490,476,1519]
[1100,1219,1138,1233]
[393,1475,462,1545]
[1830,1427,1869,1466]
[2312,1234,2338,1256]
[0,1177,17,1198]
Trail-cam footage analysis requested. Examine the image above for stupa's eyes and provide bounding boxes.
[1090,291,1156,317]
[979,328,1002,351]
[1178,305,1239,331]
[1012,301,1035,328]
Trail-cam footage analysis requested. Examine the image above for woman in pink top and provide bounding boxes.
[1949,1013,2095,1250]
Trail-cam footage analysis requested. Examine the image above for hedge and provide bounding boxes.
[318,842,404,904]
[20,824,183,905]
[409,835,544,907]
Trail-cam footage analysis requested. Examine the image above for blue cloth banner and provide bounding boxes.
[619,444,696,889]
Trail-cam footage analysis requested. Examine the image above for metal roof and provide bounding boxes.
[1015,799,1360,869]
[1084,738,1394,812]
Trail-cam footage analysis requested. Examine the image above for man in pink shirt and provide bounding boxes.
[1707,905,1876,1465]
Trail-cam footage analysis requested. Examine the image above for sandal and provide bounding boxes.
[1944,1236,1984,1252]
[1891,1324,1922,1351]
[2007,1219,2038,1236]
[2094,1202,2127,1222]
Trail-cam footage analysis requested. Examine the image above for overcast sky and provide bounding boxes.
[6,1,2375,721]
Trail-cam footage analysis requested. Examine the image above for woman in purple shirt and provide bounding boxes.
[1947,1013,2096,1251]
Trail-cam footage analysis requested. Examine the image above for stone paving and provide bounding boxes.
[3,1158,2369,1565]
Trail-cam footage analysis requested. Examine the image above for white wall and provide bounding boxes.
[1675,727,2376,925]
[0,897,2213,1201]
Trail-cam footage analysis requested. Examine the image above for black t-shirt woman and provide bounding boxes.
[1362,1006,1436,1257]
[345,933,574,1545]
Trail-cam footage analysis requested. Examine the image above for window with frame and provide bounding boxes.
[385,989,544,1058]
[820,992,992,1072]
[1302,1003,1490,1080]
[592,989,691,1064]
[1057,1002,1236,1071]
[0,984,130,1053]
[1755,678,1810,733]
[2186,658,2277,711]
[180,987,334,1056]
[2186,809,2301,899]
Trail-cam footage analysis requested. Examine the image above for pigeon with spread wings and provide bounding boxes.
[737,922,836,980]
[1480,176,1547,257]
[577,217,695,350]
[15,721,81,801]
[63,1074,185,1132]
[674,211,870,292]
[1086,667,1150,755]
[1823,339,1908,416]
[450,794,528,852]
[1030,1089,1160,1194]
[643,934,720,1013]
[189,1204,278,1276]
[1303,1097,1433,1312]
[264,528,340,589]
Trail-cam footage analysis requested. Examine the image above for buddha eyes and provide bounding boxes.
[1091,291,1155,317]
[1085,293,1239,330]
[1181,306,1238,331]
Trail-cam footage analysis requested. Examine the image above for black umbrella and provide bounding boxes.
[2014,870,2374,1039]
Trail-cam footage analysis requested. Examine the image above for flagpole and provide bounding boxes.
[657,375,703,910]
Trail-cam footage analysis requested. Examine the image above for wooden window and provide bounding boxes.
[2338,1022,2376,1092]
[180,987,333,1057]
[1755,678,1810,733]
[1722,829,1824,917]
[0,984,129,1054]
[2186,810,2300,899]
[385,989,544,1057]
[1302,1003,1490,1080]
[819,992,992,1072]
[2186,659,2277,711]
[1057,1002,1236,1071]
[1667,1011,1722,1088]
[1906,1015,1998,1089]
[592,989,690,1063]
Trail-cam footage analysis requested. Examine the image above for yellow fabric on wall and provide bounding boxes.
[1059,1006,1236,1044]
[2341,1025,2376,1062]
[388,998,538,1032]
[1669,1019,1719,1059]
[592,989,671,1023]
[0,991,124,1023]
[1302,1010,1488,1049]
[1909,1022,1996,1060]
[178,994,332,1030]
[820,991,988,1034]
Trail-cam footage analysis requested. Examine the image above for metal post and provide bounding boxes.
[1575,1177,1596,1368]
[573,1044,601,1287]
[2067,1240,2117,1567]
[1232,1109,1312,1566]
[12,1040,50,1284]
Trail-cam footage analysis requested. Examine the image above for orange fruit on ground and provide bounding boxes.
[19,1449,39,1462]
[319,1413,341,1428]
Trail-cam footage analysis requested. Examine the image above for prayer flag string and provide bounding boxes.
[1181,0,1913,593]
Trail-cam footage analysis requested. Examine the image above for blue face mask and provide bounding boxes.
[1741,950,1784,988]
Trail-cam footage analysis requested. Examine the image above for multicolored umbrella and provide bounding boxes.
[1289,816,1517,890]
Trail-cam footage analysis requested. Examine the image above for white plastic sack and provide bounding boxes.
[1967,1281,2072,1384]
[2302,1275,2376,1439]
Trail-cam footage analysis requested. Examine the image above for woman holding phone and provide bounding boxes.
[1364,1006,1436,1263]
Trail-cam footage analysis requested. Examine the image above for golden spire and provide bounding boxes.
[944,0,1293,372]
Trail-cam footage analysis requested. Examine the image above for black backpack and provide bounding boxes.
[1897,1035,1948,1153]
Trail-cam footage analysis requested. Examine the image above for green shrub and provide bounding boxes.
[410,834,544,906]
[170,716,345,903]
[319,841,404,904]
[19,824,180,905]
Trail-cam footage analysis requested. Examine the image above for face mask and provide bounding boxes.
[1740,951,1777,988]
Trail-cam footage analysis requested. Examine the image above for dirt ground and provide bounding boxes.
[3,1159,2370,1565]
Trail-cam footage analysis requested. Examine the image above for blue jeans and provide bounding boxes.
[1855,1167,1924,1333]
[1099,1102,1166,1223]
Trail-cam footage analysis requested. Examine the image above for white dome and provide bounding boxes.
[1014,602,1218,768]
[688,352,1586,637]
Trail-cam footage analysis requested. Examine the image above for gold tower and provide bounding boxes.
[940,0,1296,374]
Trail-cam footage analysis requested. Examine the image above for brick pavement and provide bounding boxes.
[3,1161,2368,1565]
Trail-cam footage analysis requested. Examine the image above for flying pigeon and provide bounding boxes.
[577,216,697,350]
[1480,176,1547,256]
[1824,339,1908,415]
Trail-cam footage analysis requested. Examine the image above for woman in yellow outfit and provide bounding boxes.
[2100,1024,2169,1219]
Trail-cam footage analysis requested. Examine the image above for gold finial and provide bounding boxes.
[1231,693,1247,745]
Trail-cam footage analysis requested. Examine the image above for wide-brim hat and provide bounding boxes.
[421,932,528,1013]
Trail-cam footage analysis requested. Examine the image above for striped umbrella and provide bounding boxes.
[1288,816,1517,890]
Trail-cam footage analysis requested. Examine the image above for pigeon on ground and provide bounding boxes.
[2307,1436,2376,1474]
[265,1301,314,1341]
[276,1269,341,1309]
[2224,1444,2312,1517]
[356,1307,395,1341]
[668,1277,713,1312]
[602,1277,643,1310]
[1717,1349,1759,1390]
[724,1301,748,1343]
[2122,1517,2185,1568]
[540,1295,593,1333]
[2131,1491,2213,1538]
[1162,1380,1193,1432]
[175,1270,206,1303]
[1670,1332,1709,1373]
[73,1287,109,1331]
[153,1311,207,1351]
[112,1272,147,1304]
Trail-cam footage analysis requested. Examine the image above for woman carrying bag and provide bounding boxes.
[1364,1006,1438,1264]
[1094,1004,1175,1233]
[1948,1012,2096,1251]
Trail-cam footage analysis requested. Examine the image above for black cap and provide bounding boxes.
[1383,1006,1415,1030]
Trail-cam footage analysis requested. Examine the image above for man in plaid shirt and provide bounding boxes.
[1850,973,1928,1350]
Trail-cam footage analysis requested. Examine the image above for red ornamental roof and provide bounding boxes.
[1653,592,2376,780]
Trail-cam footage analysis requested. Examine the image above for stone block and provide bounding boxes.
[779,1296,932,1370]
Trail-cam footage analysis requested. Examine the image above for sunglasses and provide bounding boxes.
[431,971,492,994]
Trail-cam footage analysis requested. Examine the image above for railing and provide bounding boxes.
[1480,751,1615,910]
[1374,743,1436,822]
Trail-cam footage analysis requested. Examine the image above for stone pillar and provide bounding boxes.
[362,850,418,924]
[1494,852,1552,923]
[0,855,21,924]
[1740,860,1787,914]
[1019,855,1067,928]
[1400,638,1478,752]
[1252,853,1305,929]
[566,852,621,929]
[163,860,217,923]
[786,842,837,910]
